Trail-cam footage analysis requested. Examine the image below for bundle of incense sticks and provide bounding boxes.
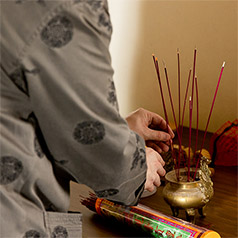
[152,49,225,181]
[81,193,221,238]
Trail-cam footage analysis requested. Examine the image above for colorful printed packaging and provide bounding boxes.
[95,198,220,238]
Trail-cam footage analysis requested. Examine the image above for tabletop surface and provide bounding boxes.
[69,128,238,238]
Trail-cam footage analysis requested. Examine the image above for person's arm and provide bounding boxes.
[24,1,146,205]
[126,108,174,191]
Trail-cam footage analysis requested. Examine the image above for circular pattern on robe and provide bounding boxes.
[41,15,73,48]
[73,121,105,145]
[51,226,68,238]
[130,147,146,171]
[24,230,42,238]
[95,188,119,198]
[107,79,119,111]
[0,156,23,185]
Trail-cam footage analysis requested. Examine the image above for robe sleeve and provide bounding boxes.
[22,1,147,205]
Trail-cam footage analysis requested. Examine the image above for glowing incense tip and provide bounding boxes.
[189,96,192,106]
[152,53,155,57]
[189,96,192,109]
[155,57,158,61]
[222,61,226,67]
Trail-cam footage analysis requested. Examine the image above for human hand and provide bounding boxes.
[126,108,174,153]
[144,147,166,192]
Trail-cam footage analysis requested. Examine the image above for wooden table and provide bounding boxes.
[69,128,238,237]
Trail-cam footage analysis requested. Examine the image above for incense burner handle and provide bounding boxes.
[198,156,214,204]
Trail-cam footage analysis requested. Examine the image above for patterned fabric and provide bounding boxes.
[41,15,74,48]
[73,121,105,145]
[51,226,68,238]
[107,78,119,111]
[23,230,42,238]
[209,119,238,166]
[34,136,45,158]
[131,134,146,170]
[16,0,46,5]
[95,188,119,197]
[9,67,29,95]
[0,156,23,185]
[1,1,146,237]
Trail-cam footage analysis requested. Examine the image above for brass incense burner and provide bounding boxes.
[162,156,214,223]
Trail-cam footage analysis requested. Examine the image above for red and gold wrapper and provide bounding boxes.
[95,198,220,238]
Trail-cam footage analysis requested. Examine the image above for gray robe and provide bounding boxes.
[0,1,147,237]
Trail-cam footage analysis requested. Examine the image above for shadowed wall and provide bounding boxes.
[109,0,237,132]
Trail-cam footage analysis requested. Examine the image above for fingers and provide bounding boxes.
[145,176,160,192]
[145,147,166,192]
[144,172,161,192]
[145,115,174,142]
[149,112,175,138]
[165,124,175,138]
[158,141,170,152]
[146,140,170,154]
[146,141,163,153]
[157,161,166,176]
[145,129,173,143]
[126,107,174,143]
[144,163,165,192]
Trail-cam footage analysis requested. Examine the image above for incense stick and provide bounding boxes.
[177,49,181,176]
[191,48,197,105]
[152,55,169,124]
[177,49,181,130]
[163,61,182,147]
[152,50,225,182]
[152,55,179,178]
[80,192,97,212]
[187,48,197,177]
[179,69,192,169]
[194,76,199,164]
[180,69,192,140]
[189,48,197,167]
[193,62,225,180]
[188,96,193,181]
[163,60,183,179]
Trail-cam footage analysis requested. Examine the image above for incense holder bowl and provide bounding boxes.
[162,156,213,223]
